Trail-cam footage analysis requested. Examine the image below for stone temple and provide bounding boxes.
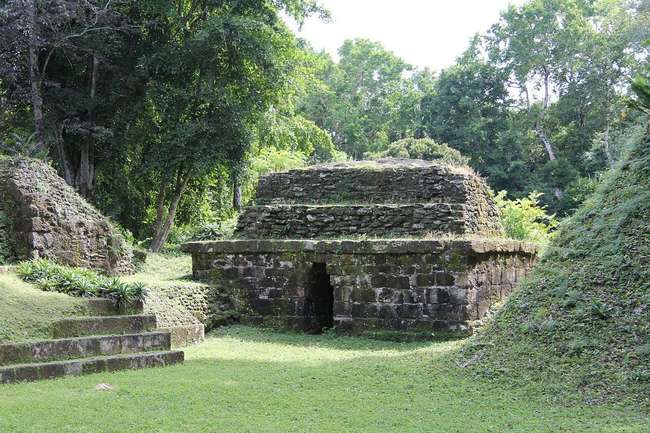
[183,159,538,333]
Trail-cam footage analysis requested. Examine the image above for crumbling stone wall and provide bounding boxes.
[184,159,538,332]
[0,158,133,274]
[238,159,503,239]
[236,203,469,239]
[184,239,538,331]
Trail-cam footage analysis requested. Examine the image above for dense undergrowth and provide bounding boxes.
[17,259,146,309]
[459,132,650,407]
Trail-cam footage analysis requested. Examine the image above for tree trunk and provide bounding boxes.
[535,123,557,161]
[542,67,550,110]
[535,125,563,200]
[603,107,615,169]
[150,169,191,252]
[26,0,45,155]
[55,123,75,184]
[76,52,100,198]
[77,142,92,197]
[152,180,168,238]
[232,173,242,211]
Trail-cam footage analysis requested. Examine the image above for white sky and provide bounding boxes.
[287,0,525,72]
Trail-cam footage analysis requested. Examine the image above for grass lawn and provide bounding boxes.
[123,253,202,289]
[0,273,88,343]
[0,326,647,433]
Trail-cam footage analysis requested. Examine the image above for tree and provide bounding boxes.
[138,0,325,252]
[298,39,424,159]
[0,0,138,197]
[422,41,512,178]
[365,137,469,167]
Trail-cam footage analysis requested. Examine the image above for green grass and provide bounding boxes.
[0,326,647,433]
[0,273,89,343]
[123,253,204,289]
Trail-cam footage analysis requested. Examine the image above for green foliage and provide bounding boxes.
[298,38,429,159]
[17,259,146,309]
[187,217,239,242]
[365,137,470,167]
[256,111,338,163]
[240,146,310,204]
[494,191,558,244]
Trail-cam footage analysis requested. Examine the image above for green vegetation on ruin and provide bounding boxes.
[0,272,88,343]
[459,135,650,408]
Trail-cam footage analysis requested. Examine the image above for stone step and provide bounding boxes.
[0,332,171,366]
[254,163,470,205]
[85,298,144,316]
[0,350,184,384]
[52,315,157,338]
[84,298,118,316]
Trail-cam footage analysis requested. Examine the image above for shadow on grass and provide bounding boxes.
[206,325,467,352]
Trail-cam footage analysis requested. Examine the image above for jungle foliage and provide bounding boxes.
[0,0,649,249]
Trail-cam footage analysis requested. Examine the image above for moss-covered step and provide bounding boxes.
[84,299,119,316]
[0,332,171,366]
[52,315,157,338]
[0,350,184,384]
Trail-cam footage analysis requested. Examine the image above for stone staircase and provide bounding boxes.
[0,299,184,384]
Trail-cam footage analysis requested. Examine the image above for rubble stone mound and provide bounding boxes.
[184,159,537,332]
[0,158,133,274]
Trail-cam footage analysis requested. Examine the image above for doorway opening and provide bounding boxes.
[304,262,334,332]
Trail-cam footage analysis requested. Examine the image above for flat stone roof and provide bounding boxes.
[182,238,539,256]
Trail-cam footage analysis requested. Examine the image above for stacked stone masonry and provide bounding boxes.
[0,158,133,274]
[184,239,537,332]
[184,159,538,332]
[240,160,503,238]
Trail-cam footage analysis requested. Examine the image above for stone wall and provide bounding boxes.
[255,160,481,205]
[236,203,468,239]
[143,284,209,347]
[238,160,503,239]
[0,158,133,274]
[183,239,538,332]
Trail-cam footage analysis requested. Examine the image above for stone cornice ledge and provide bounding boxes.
[181,239,539,256]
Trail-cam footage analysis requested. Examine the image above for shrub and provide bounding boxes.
[17,259,146,308]
[188,216,239,241]
[365,137,470,167]
[494,191,558,245]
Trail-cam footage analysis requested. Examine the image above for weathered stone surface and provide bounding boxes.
[52,315,157,338]
[0,332,171,365]
[184,240,537,331]
[237,203,470,238]
[240,159,503,238]
[0,158,133,274]
[183,159,539,332]
[161,324,205,348]
[255,159,492,206]
[0,350,183,384]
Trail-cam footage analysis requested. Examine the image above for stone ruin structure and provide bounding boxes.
[183,159,538,332]
[0,158,133,274]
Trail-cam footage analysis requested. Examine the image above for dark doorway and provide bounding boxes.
[304,262,334,332]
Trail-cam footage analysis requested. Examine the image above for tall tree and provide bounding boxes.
[138,0,324,251]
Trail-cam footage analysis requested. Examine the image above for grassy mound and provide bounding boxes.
[459,133,650,406]
[0,273,89,343]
